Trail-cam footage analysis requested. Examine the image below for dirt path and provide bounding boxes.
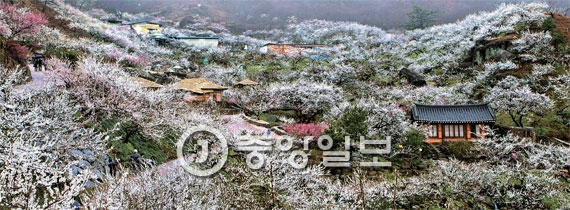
[15,65,63,92]
[15,65,48,91]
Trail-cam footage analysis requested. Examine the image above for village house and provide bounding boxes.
[229,42,248,52]
[174,35,219,48]
[234,78,258,88]
[150,32,168,46]
[411,103,496,143]
[125,21,162,35]
[101,18,123,25]
[259,43,325,55]
[129,77,163,89]
[174,78,228,102]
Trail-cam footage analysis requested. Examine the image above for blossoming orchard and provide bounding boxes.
[1,0,570,209]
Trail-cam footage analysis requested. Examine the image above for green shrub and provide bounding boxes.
[260,114,277,122]
[533,112,568,139]
[551,30,568,49]
[375,75,394,87]
[245,65,262,75]
[158,128,181,162]
[100,118,179,165]
[448,140,474,159]
[45,47,80,63]
[543,17,568,49]
[325,107,368,149]
[543,17,557,32]
[542,192,570,210]
[404,128,425,149]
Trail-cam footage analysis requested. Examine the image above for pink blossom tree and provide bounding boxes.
[282,123,329,137]
[6,42,29,61]
[0,4,47,65]
[0,4,47,40]
[47,57,146,117]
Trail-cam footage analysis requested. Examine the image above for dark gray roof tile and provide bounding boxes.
[412,103,496,124]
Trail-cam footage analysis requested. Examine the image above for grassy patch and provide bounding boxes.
[245,65,262,75]
[533,112,569,139]
[45,46,81,63]
[448,140,474,159]
[497,110,570,140]
[542,192,570,210]
[267,110,296,119]
[97,117,179,165]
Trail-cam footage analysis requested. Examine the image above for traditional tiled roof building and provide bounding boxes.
[174,78,228,102]
[412,103,496,143]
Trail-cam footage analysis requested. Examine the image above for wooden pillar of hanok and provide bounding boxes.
[437,124,443,142]
[480,124,486,139]
[466,124,471,140]
[215,90,223,102]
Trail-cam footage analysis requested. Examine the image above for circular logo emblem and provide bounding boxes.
[176,125,228,176]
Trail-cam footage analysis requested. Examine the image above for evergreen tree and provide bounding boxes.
[325,107,368,148]
[405,5,438,30]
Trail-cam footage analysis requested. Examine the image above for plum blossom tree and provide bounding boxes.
[6,42,29,61]
[282,123,329,137]
[261,80,344,122]
[476,134,570,171]
[1,1,567,208]
[397,3,548,75]
[47,56,224,141]
[47,57,147,118]
[476,60,519,80]
[326,99,413,147]
[225,80,343,122]
[64,0,97,11]
[531,63,555,78]
[0,66,109,209]
[486,76,553,127]
[47,0,109,35]
[81,133,570,209]
[198,65,246,87]
[83,151,335,209]
[0,4,47,41]
[0,4,47,65]
[362,102,410,143]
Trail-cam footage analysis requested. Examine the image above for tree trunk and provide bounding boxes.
[508,111,521,127]
[518,114,525,128]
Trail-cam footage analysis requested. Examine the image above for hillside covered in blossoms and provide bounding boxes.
[1,0,570,209]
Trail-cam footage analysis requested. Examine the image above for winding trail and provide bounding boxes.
[15,65,61,92]
[14,67,281,177]
[15,65,280,177]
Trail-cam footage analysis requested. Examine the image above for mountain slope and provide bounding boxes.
[92,0,541,32]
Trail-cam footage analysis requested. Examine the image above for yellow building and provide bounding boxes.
[127,22,162,35]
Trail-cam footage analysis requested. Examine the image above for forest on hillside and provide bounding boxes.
[1,0,570,209]
[80,0,570,32]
